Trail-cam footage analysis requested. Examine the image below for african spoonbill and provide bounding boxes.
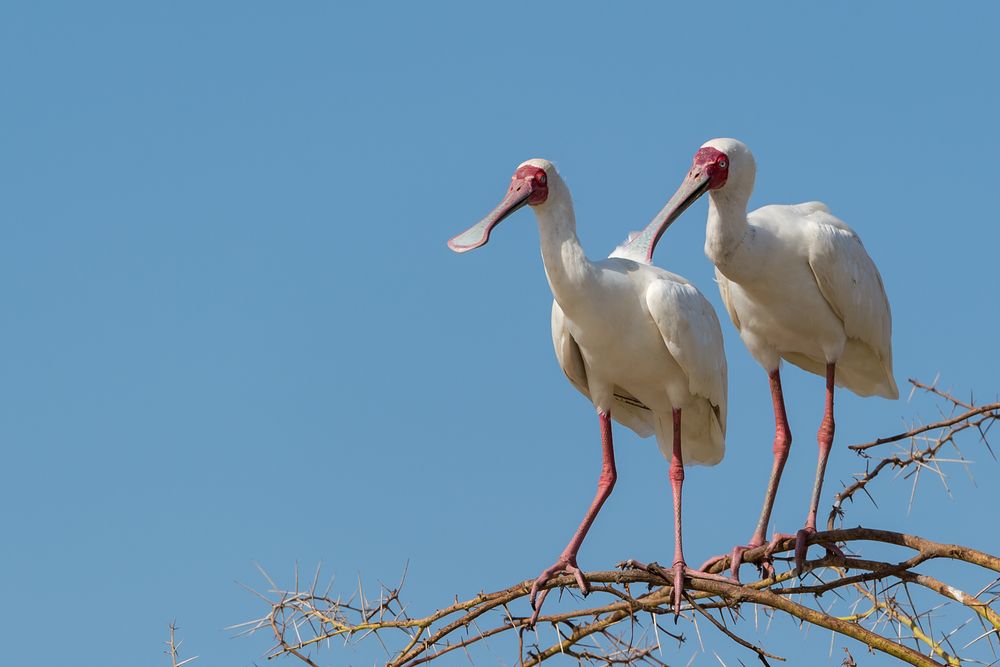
[624,138,897,578]
[448,159,729,618]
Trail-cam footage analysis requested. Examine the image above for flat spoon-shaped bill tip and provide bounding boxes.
[447,186,533,254]
[447,218,494,253]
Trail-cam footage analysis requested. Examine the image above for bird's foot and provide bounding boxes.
[793,526,845,575]
[618,559,731,618]
[699,541,773,582]
[665,561,734,619]
[671,561,685,617]
[764,528,844,576]
[527,556,588,627]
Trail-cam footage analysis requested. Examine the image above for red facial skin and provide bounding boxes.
[511,164,550,205]
[446,163,552,253]
[689,146,730,190]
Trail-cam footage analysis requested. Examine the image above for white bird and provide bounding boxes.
[623,138,897,578]
[448,159,729,618]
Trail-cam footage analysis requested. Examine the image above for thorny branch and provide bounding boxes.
[830,378,998,529]
[165,623,198,667]
[242,379,999,666]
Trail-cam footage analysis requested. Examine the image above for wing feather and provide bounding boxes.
[551,301,589,398]
[644,279,728,433]
[715,268,742,332]
[804,209,896,395]
[551,300,656,437]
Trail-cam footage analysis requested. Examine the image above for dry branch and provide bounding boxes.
[830,379,999,530]
[242,379,998,665]
[165,623,198,667]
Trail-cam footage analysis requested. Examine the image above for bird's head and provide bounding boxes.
[651,139,757,235]
[694,138,755,196]
[447,159,558,253]
[671,139,757,217]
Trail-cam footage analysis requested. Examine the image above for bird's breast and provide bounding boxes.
[561,297,683,404]
[726,271,844,359]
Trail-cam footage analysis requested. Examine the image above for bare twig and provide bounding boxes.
[829,379,998,529]
[165,623,198,667]
[240,379,998,667]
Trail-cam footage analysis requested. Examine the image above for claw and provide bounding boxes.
[528,583,542,612]
[698,553,727,573]
[794,527,843,575]
[762,531,797,576]
[526,558,589,628]
[732,543,777,581]
[729,547,746,580]
[700,542,770,583]
[794,528,811,575]
[671,561,685,619]
[763,529,844,577]
[527,588,548,627]
[764,531,794,559]
[569,563,590,596]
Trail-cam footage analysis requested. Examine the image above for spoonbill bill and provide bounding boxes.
[448,159,728,619]
[623,138,897,578]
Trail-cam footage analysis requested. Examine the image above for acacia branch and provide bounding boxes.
[851,580,960,666]
[848,403,999,454]
[164,623,198,667]
[247,527,998,667]
[684,591,785,664]
[829,379,997,529]
[242,379,999,666]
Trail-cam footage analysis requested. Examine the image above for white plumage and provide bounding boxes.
[551,264,727,466]
[449,157,728,617]
[632,137,897,577]
[453,158,728,463]
[713,198,897,399]
[698,138,896,399]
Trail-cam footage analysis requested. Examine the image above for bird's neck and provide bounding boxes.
[705,187,752,270]
[534,196,594,306]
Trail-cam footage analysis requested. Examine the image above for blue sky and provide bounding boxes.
[2,2,998,665]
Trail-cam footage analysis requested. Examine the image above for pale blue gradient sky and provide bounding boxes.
[1,3,998,665]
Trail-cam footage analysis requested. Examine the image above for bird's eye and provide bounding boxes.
[536,172,547,185]
[719,159,728,169]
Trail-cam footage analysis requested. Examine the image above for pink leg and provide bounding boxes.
[621,408,732,613]
[669,408,687,615]
[765,362,842,574]
[528,410,617,625]
[665,409,732,612]
[701,369,791,580]
[749,369,794,547]
[805,363,836,531]
[794,363,839,569]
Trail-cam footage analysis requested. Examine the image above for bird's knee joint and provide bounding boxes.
[818,419,835,445]
[773,429,791,455]
[669,464,685,483]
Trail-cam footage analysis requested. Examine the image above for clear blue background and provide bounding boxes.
[2,2,998,665]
